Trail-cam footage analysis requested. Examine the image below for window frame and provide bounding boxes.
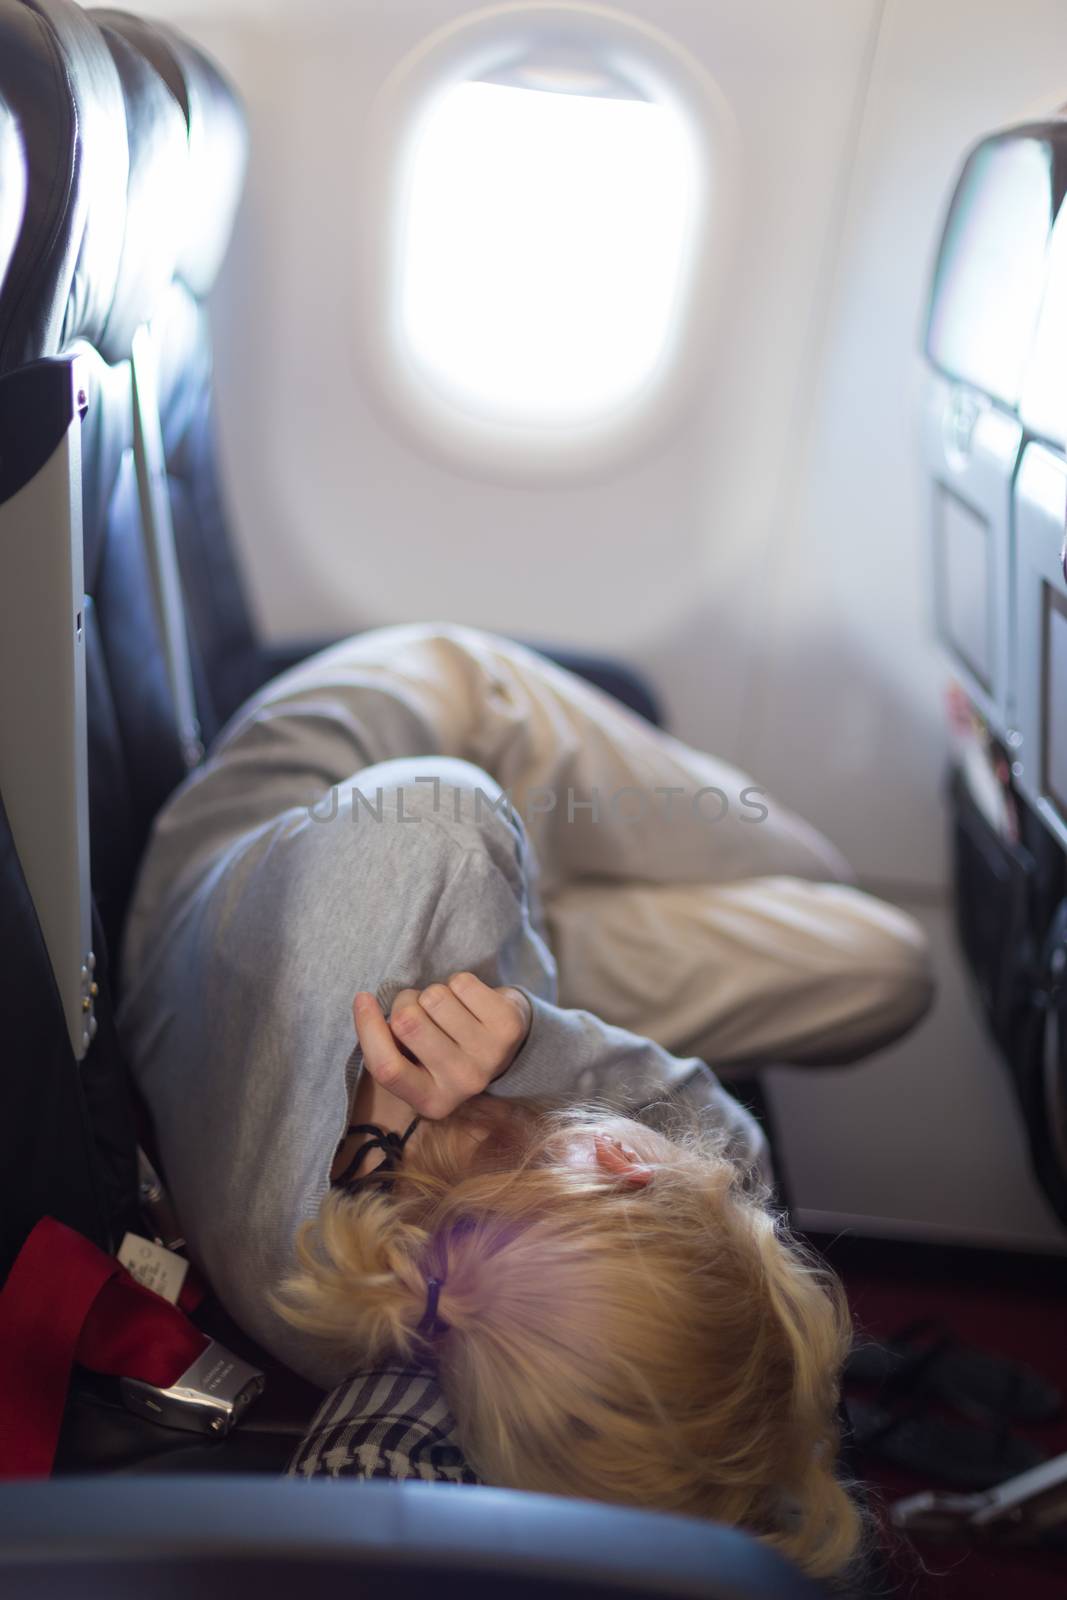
[356,1,738,485]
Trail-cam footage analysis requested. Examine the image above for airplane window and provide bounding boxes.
[396,67,699,432]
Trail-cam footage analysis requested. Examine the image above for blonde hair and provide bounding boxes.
[274,1097,861,1580]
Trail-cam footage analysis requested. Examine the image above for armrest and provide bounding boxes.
[257,636,664,728]
[519,638,664,727]
[0,1478,826,1599]
[257,637,342,681]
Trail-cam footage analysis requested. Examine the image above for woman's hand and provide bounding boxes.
[352,975,532,1120]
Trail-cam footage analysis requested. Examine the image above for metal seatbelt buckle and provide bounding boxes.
[119,1340,265,1436]
[892,1451,1067,1542]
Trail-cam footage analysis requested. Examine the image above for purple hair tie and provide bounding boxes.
[418,1276,447,1337]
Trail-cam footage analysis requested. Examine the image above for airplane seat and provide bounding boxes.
[0,0,325,1472]
[925,119,1067,1225]
[0,0,198,959]
[0,32,107,1284]
[0,0,169,1275]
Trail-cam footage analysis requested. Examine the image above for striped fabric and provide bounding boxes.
[286,1365,483,1485]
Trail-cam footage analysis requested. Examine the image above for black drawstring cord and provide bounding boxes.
[333,1117,420,1190]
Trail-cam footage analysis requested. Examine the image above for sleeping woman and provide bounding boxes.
[118,622,933,1581]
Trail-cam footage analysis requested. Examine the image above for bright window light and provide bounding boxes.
[398,78,698,430]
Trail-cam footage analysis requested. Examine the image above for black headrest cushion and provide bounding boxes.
[92,10,247,300]
[0,0,128,371]
[0,98,25,301]
[95,17,188,361]
[0,0,248,373]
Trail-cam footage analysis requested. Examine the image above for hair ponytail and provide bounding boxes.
[273,1186,433,1364]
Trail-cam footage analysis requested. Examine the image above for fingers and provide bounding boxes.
[352,992,437,1112]
[353,990,482,1120]
[351,975,532,1120]
[352,992,458,1116]
[388,988,466,1075]
[416,983,484,1056]
[440,973,529,1062]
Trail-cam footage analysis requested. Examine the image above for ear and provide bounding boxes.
[593,1133,652,1188]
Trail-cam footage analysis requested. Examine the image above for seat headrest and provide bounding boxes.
[95,16,189,362]
[92,10,247,300]
[0,0,247,374]
[925,121,1067,409]
[0,0,128,372]
[0,98,26,302]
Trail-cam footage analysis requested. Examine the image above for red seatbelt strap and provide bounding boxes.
[177,1269,207,1316]
[0,1216,246,1479]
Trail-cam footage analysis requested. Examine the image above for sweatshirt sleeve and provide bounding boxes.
[489,991,770,1178]
[490,991,703,1106]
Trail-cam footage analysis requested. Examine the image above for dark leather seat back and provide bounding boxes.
[82,18,194,960]
[0,0,204,1261]
[0,0,197,964]
[93,10,261,744]
[0,0,259,972]
[0,0,126,372]
[0,62,94,1278]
